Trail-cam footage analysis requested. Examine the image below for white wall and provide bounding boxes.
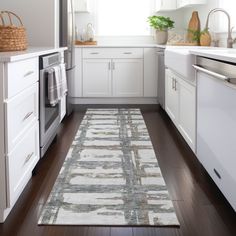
[75,0,185,44]
[183,0,219,31]
[0,0,59,47]
[182,0,236,47]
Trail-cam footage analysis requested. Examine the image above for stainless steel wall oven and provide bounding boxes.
[39,53,61,157]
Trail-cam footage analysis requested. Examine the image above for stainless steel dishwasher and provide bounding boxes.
[193,57,236,211]
[157,48,165,109]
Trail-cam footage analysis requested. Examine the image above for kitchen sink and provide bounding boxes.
[165,47,196,82]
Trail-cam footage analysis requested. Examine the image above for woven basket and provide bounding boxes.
[0,11,27,52]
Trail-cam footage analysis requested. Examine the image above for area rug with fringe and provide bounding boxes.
[38,109,179,226]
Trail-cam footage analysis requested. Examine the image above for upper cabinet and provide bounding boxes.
[156,0,177,12]
[177,0,206,8]
[74,0,90,13]
[156,0,206,12]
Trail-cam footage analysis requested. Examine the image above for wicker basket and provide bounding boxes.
[0,11,27,52]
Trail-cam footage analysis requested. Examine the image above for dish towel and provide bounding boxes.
[47,64,68,106]
[59,63,68,96]
[47,66,61,106]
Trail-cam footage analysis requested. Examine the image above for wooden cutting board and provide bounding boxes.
[187,11,200,43]
[75,41,97,45]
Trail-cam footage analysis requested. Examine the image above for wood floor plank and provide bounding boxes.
[110,227,133,236]
[0,106,235,236]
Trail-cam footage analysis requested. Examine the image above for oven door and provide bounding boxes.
[39,69,60,156]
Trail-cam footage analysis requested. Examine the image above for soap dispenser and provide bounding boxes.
[86,23,95,42]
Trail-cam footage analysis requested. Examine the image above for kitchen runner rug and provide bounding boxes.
[38,109,179,226]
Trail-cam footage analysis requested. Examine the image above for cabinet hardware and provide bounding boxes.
[172,78,175,89]
[123,52,132,54]
[174,79,177,91]
[24,71,34,78]
[90,52,99,55]
[22,111,34,122]
[214,168,222,179]
[23,152,34,166]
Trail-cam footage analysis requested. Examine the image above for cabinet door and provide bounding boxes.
[165,69,178,123]
[83,59,112,97]
[177,77,196,150]
[70,48,82,97]
[144,48,158,97]
[112,59,143,97]
[74,0,90,12]
[156,0,177,11]
[177,0,206,8]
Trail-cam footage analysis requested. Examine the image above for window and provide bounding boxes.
[218,1,236,32]
[95,0,154,36]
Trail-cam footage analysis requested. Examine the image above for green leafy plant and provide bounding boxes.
[147,16,175,31]
[187,28,209,43]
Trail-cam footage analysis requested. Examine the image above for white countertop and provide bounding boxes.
[0,47,67,62]
[75,44,166,49]
[189,48,236,63]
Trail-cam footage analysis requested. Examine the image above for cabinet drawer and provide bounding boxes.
[6,122,39,207]
[5,83,39,152]
[83,48,143,59]
[5,57,39,98]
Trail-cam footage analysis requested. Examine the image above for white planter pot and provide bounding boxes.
[156,30,168,45]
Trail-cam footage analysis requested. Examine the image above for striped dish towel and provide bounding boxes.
[47,64,68,106]
[47,66,61,106]
[59,63,68,96]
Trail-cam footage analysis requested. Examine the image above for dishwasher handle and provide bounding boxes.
[192,64,229,82]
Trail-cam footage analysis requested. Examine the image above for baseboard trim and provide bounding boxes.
[71,97,158,105]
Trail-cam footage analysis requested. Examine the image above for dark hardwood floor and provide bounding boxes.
[0,106,236,236]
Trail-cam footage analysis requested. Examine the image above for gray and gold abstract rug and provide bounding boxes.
[38,109,179,226]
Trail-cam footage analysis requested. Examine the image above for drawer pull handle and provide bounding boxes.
[23,152,34,166]
[172,78,175,89]
[123,52,132,54]
[214,168,222,179]
[90,52,99,55]
[24,71,34,78]
[22,111,34,122]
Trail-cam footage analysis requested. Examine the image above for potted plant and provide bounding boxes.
[147,15,175,45]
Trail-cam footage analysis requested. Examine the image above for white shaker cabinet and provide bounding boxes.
[177,75,196,150]
[0,57,40,223]
[83,59,112,97]
[165,69,179,124]
[177,0,206,8]
[74,0,90,13]
[165,69,196,152]
[144,48,158,97]
[113,59,143,97]
[73,47,158,104]
[156,0,177,12]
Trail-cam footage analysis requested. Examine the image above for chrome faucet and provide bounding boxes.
[205,8,233,48]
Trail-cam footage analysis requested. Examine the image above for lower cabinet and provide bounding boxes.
[113,59,143,97]
[82,58,143,97]
[165,69,178,123]
[165,69,196,151]
[83,59,112,97]
[6,122,39,207]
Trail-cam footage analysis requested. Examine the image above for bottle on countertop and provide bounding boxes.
[86,23,95,42]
